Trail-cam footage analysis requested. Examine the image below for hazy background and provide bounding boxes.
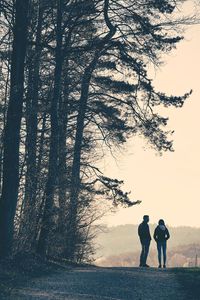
[98,10,200,228]
[95,224,200,267]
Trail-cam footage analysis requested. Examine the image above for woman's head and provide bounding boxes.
[158,219,165,226]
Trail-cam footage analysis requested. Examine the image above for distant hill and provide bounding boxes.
[94,224,200,267]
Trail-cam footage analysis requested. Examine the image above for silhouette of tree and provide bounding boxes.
[0,0,29,258]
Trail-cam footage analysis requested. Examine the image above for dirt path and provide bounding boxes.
[6,267,187,300]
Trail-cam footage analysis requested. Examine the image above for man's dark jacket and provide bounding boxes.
[138,221,151,242]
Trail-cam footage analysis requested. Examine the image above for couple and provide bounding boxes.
[138,215,170,268]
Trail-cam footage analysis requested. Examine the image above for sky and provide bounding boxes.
[99,3,200,228]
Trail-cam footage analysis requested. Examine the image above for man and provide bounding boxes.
[138,215,151,267]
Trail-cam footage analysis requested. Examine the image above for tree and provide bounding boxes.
[0,0,29,258]
[37,0,64,256]
[64,0,192,260]
[65,0,118,260]
[19,0,45,251]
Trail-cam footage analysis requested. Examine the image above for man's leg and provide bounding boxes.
[140,243,145,266]
[143,240,150,266]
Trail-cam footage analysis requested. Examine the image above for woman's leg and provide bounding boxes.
[162,241,167,266]
[157,242,162,266]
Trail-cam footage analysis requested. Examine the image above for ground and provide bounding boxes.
[1,264,198,300]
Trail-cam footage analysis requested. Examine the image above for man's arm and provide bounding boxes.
[138,224,142,237]
[147,224,151,240]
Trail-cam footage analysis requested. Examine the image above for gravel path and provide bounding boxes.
[7,267,187,300]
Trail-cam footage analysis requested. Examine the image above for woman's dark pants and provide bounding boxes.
[157,241,167,265]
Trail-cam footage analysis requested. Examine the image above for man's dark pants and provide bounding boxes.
[140,239,150,266]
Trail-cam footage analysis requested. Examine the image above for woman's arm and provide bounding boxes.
[153,228,158,241]
[166,228,170,240]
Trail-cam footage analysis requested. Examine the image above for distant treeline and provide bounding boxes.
[95,224,200,258]
[96,243,200,267]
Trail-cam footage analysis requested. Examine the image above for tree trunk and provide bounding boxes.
[20,1,44,251]
[32,111,47,246]
[0,63,10,194]
[37,0,63,256]
[0,0,29,258]
[58,64,70,230]
[65,54,99,260]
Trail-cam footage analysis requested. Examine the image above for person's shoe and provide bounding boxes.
[139,264,143,267]
[158,265,161,268]
[143,264,150,267]
[163,265,166,268]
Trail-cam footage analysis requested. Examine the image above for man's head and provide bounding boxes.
[143,215,149,223]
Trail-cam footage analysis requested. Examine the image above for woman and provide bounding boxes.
[153,219,170,268]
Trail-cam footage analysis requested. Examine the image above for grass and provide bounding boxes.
[0,254,73,298]
[0,253,95,298]
[173,267,200,299]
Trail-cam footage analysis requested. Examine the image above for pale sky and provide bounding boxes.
[99,9,200,228]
